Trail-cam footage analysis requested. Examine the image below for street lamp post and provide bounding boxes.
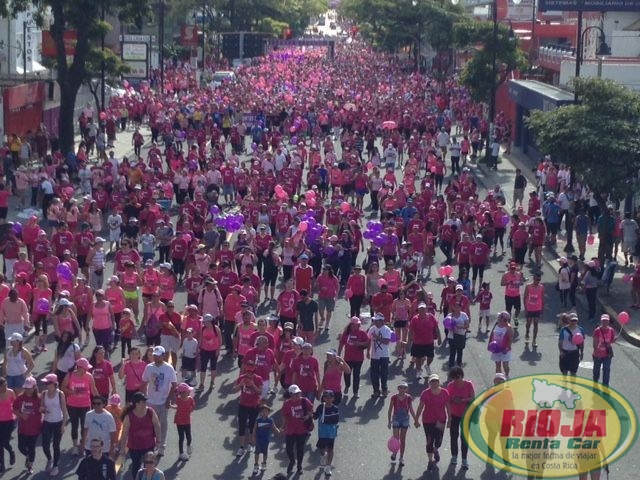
[201,0,206,69]
[158,0,165,94]
[512,0,538,61]
[100,0,106,114]
[575,24,610,101]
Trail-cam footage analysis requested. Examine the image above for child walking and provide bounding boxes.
[387,382,416,467]
[172,383,195,460]
[314,390,340,478]
[105,394,123,444]
[473,282,493,333]
[253,405,280,476]
[118,309,136,359]
[181,328,199,385]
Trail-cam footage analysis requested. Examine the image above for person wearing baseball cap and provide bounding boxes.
[592,314,616,387]
[501,261,525,329]
[415,373,448,471]
[140,344,178,457]
[316,388,340,477]
[232,359,263,458]
[388,381,413,465]
[367,312,392,398]
[337,316,369,399]
[281,383,314,475]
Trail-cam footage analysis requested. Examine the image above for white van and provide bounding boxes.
[211,71,236,87]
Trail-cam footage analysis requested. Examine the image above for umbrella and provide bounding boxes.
[343,102,356,111]
[382,120,397,130]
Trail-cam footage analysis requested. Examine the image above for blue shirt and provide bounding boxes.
[255,416,273,444]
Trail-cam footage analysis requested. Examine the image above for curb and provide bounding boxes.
[476,153,640,348]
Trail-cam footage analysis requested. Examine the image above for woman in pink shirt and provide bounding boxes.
[445,366,475,469]
[415,374,451,472]
[316,266,339,331]
[319,350,350,406]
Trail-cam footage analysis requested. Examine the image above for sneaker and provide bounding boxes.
[50,466,60,476]
[514,319,519,327]
[462,459,469,469]
[247,443,254,453]
[252,464,259,475]
[46,459,53,472]
[71,445,80,456]
[451,456,457,465]
[260,462,267,471]
[427,460,435,471]
[287,461,295,474]
[399,458,405,466]
[179,453,189,461]
[157,446,165,457]
[320,454,327,466]
[324,465,332,477]
[235,447,245,457]
[187,445,193,455]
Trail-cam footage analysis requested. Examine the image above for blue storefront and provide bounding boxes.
[508,79,575,162]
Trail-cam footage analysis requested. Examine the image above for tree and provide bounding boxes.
[84,49,132,114]
[1,0,151,156]
[340,0,462,67]
[454,20,527,103]
[526,77,640,202]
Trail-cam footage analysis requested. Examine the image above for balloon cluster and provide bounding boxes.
[304,190,317,207]
[56,263,73,282]
[299,210,326,243]
[274,185,289,201]
[214,213,245,232]
[363,221,398,248]
[11,222,22,236]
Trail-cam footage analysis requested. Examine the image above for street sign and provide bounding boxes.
[539,0,640,10]
[118,34,156,43]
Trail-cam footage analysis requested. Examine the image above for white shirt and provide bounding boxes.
[367,324,392,359]
[83,410,116,453]
[41,179,54,195]
[142,361,177,405]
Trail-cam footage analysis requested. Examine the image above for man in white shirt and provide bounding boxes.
[141,345,177,456]
[81,396,117,457]
[367,314,391,397]
[383,145,397,170]
[490,138,500,170]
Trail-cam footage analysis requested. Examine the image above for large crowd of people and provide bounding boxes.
[0,39,619,480]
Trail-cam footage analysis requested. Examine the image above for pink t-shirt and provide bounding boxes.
[317,275,339,299]
[420,388,450,424]
[446,380,475,418]
[291,356,319,392]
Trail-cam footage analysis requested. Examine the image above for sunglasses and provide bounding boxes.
[144,460,155,465]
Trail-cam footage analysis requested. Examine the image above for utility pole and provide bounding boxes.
[22,21,27,82]
[101,0,106,113]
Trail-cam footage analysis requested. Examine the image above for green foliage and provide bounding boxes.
[340,0,462,53]
[454,20,528,102]
[526,77,640,200]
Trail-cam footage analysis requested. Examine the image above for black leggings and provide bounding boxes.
[448,334,466,368]
[237,404,259,437]
[423,423,444,454]
[450,415,468,459]
[67,405,89,443]
[0,420,14,467]
[41,421,63,467]
[344,360,363,394]
[494,228,506,250]
[177,424,192,454]
[129,447,153,479]
[285,433,307,468]
[18,433,37,463]
[349,295,364,317]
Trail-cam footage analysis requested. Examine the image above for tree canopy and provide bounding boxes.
[339,0,462,55]
[526,77,640,201]
[453,20,528,103]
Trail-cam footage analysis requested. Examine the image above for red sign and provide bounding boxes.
[3,82,45,137]
[41,31,77,58]
[180,25,199,47]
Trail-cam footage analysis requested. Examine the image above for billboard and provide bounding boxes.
[507,0,536,20]
[539,0,640,10]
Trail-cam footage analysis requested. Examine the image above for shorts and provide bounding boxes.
[392,412,410,429]
[199,349,219,372]
[491,351,513,363]
[222,184,234,196]
[316,438,336,450]
[255,439,270,455]
[526,310,542,319]
[182,356,197,372]
[161,334,180,353]
[505,295,521,313]
[478,309,491,318]
[356,188,368,197]
[34,314,48,335]
[393,320,408,329]
[318,298,336,312]
[546,222,559,235]
[0,207,7,220]
[559,349,580,374]
[410,344,434,359]
[123,290,139,301]
[77,255,87,268]
[6,374,25,390]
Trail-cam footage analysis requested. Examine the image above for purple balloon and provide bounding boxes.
[214,217,225,228]
[60,270,73,281]
[56,264,70,276]
[390,235,398,245]
[11,222,22,236]
[443,317,456,330]
[36,298,50,313]
[373,235,386,248]
[488,341,503,354]
[390,332,398,343]
[324,246,336,255]
[210,205,220,215]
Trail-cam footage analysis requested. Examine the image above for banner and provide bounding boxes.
[41,31,77,58]
[180,25,199,47]
[539,0,640,10]
[507,0,536,20]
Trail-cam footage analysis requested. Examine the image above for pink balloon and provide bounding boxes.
[299,221,308,232]
[618,311,630,325]
[183,234,192,244]
[587,234,595,246]
[443,265,454,276]
[377,278,386,288]
[345,288,353,299]
[340,203,351,213]
[571,333,584,346]
[387,436,401,453]
[438,266,446,276]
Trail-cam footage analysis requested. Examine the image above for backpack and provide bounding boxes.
[145,313,161,338]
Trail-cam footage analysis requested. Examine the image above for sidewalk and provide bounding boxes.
[474,148,640,347]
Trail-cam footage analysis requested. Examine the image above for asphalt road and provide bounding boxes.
[5,132,640,480]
